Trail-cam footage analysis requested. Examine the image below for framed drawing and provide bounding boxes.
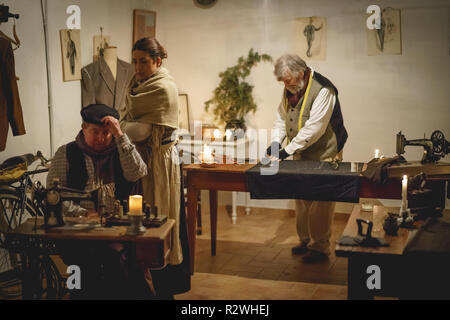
[366,7,402,55]
[295,16,327,60]
[178,94,190,134]
[60,29,81,82]
[93,35,111,62]
[133,9,156,43]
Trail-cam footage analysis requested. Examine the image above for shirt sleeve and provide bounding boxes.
[284,87,336,155]
[46,145,68,188]
[115,133,148,182]
[271,99,287,145]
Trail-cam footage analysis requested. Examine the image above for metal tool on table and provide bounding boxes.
[104,202,167,228]
[396,130,450,164]
[338,219,389,247]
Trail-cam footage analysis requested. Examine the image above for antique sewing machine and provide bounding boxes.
[34,179,100,228]
[396,130,450,164]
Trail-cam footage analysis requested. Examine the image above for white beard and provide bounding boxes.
[286,79,305,94]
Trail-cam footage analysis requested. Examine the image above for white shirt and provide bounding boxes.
[271,69,336,155]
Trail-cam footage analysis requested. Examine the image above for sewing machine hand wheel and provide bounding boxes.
[431,130,445,154]
[357,218,373,238]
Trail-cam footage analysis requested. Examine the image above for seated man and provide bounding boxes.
[47,103,147,211]
[47,103,150,299]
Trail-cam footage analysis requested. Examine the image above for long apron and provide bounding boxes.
[135,125,182,265]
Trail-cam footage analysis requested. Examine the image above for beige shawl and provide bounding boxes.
[121,67,179,129]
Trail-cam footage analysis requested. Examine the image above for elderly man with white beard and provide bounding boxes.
[266,54,348,263]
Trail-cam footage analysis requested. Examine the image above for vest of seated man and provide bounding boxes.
[66,141,133,201]
[284,71,348,161]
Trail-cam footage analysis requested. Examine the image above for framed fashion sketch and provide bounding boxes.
[295,16,327,60]
[366,7,402,55]
[60,29,81,81]
[93,34,110,62]
[133,9,156,43]
[178,94,190,134]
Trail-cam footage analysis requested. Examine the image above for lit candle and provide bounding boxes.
[374,149,380,159]
[129,195,143,215]
[402,175,408,208]
[225,129,232,141]
[203,144,213,164]
[213,129,222,140]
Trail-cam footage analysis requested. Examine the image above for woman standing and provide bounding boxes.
[120,38,188,297]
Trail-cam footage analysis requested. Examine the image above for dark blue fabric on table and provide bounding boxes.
[245,160,362,203]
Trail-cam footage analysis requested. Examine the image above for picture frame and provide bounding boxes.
[59,29,82,82]
[178,93,190,134]
[133,9,156,43]
[366,7,402,56]
[295,16,327,61]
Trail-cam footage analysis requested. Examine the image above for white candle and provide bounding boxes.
[203,144,213,163]
[225,129,232,141]
[402,175,408,207]
[213,129,222,140]
[374,149,380,159]
[129,195,143,215]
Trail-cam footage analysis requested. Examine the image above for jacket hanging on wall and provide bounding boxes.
[81,57,134,112]
[0,38,26,151]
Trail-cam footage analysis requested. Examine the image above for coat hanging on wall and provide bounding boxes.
[0,37,26,151]
[81,51,134,112]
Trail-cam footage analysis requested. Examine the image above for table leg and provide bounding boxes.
[232,191,237,224]
[245,192,251,216]
[187,186,199,275]
[210,190,218,256]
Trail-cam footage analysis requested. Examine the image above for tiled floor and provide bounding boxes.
[175,205,351,300]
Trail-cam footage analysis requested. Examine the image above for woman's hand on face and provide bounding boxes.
[102,116,123,138]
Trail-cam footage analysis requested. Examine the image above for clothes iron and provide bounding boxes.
[338,219,389,247]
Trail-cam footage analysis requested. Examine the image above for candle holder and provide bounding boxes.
[126,214,146,235]
[199,149,216,167]
[200,161,216,168]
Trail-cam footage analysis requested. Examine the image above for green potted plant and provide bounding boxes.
[205,49,272,132]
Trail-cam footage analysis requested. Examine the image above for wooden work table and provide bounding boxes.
[5,217,175,299]
[336,205,450,299]
[184,161,449,275]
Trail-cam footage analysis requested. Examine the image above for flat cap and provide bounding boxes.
[81,104,119,124]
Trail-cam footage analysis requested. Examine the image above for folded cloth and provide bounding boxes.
[362,155,405,184]
[0,162,27,182]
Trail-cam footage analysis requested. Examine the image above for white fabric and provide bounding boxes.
[271,69,336,155]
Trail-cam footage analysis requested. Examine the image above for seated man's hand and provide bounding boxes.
[102,116,123,138]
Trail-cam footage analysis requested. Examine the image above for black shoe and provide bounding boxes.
[291,243,308,255]
[302,250,328,264]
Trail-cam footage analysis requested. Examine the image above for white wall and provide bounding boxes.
[154,0,450,210]
[0,0,148,164]
[1,0,449,209]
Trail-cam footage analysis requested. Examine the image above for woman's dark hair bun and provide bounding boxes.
[132,37,167,60]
